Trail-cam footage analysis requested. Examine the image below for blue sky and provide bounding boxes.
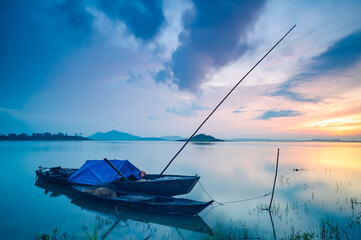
[1,0,361,140]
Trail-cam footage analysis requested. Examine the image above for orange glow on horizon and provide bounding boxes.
[301,114,361,135]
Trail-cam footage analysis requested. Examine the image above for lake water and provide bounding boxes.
[0,141,360,239]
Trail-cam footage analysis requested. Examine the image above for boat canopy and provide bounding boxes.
[68,160,141,185]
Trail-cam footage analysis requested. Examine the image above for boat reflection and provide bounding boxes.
[35,179,213,235]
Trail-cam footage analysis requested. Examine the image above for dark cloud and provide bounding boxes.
[154,69,172,83]
[311,29,361,73]
[270,29,361,102]
[256,110,302,120]
[0,0,93,108]
[99,0,165,41]
[166,0,267,91]
[52,0,94,43]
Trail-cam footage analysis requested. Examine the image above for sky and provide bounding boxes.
[1,0,361,140]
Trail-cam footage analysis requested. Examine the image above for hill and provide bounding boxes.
[89,130,140,140]
[88,130,165,141]
[161,135,184,141]
[179,134,223,142]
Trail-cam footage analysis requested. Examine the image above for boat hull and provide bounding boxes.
[35,179,213,234]
[112,174,200,196]
[36,168,77,185]
[72,185,213,216]
[36,168,200,196]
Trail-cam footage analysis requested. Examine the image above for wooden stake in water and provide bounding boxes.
[269,209,277,240]
[269,148,280,210]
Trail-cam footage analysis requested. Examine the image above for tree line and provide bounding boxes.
[0,132,90,141]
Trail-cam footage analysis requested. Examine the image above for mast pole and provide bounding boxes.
[160,25,296,176]
[104,158,130,182]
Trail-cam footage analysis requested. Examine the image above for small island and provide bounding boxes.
[179,133,224,142]
[0,132,90,141]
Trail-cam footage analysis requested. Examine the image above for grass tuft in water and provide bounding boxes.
[202,220,262,240]
[280,230,315,240]
[84,226,98,240]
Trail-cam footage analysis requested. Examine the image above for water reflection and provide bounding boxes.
[35,179,213,236]
[1,141,360,239]
[191,142,216,146]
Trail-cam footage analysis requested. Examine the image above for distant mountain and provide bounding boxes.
[161,135,184,141]
[139,137,166,141]
[230,138,361,142]
[179,134,223,142]
[230,138,295,142]
[89,130,140,140]
[311,138,344,142]
[88,130,165,141]
[88,131,361,142]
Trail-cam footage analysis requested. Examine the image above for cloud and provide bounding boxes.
[233,107,245,114]
[270,29,361,102]
[52,0,94,43]
[166,102,209,117]
[154,68,172,83]
[0,0,94,108]
[256,110,302,120]
[270,79,320,103]
[98,0,165,41]
[310,29,361,73]
[233,110,244,114]
[158,0,267,91]
[301,114,361,136]
[2,0,361,140]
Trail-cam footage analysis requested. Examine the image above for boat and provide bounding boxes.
[36,167,77,184]
[70,197,214,234]
[35,178,213,234]
[71,185,213,216]
[35,159,200,196]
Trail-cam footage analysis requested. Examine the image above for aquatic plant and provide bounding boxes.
[35,227,75,240]
[84,226,98,240]
[280,229,315,240]
[202,220,263,240]
[37,234,50,240]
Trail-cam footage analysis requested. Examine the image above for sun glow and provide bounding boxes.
[301,114,361,135]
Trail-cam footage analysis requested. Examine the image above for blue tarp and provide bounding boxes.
[68,159,141,185]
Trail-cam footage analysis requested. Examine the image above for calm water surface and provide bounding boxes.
[0,141,360,239]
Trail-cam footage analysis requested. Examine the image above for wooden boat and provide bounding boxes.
[35,179,213,234]
[71,185,213,216]
[70,197,214,234]
[36,167,77,185]
[35,165,200,196]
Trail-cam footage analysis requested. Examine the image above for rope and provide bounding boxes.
[199,180,271,206]
[220,193,271,205]
[198,180,224,205]
[115,202,121,216]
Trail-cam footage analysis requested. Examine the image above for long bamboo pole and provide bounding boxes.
[160,25,296,176]
[104,158,130,182]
